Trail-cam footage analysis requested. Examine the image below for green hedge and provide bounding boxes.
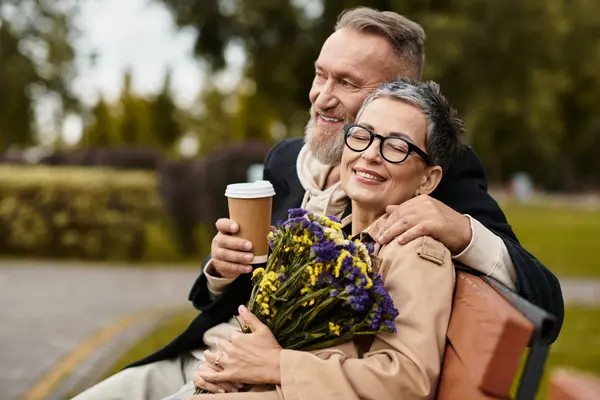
[0,166,164,260]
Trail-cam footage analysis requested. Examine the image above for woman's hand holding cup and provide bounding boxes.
[211,218,255,279]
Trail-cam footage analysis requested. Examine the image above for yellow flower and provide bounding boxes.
[334,250,351,278]
[324,227,347,245]
[252,267,265,280]
[328,322,341,336]
[356,260,373,289]
[355,240,372,269]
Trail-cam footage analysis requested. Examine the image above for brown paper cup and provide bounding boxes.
[225,181,275,264]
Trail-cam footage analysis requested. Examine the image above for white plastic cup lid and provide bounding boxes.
[225,180,275,199]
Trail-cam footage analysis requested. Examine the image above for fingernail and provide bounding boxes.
[239,305,247,314]
[219,389,225,393]
[245,253,254,261]
[231,223,238,231]
[244,266,253,273]
[244,241,252,250]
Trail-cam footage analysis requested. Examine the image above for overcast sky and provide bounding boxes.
[44,0,205,144]
[73,0,203,106]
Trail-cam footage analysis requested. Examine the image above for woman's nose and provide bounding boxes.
[361,141,382,163]
[313,80,339,110]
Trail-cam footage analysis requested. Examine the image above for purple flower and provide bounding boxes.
[288,208,309,218]
[348,290,371,312]
[368,274,398,333]
[283,216,310,230]
[341,255,354,275]
[277,275,287,283]
[364,242,375,254]
[308,221,325,241]
[384,320,396,332]
[327,214,341,224]
[312,240,340,262]
[318,271,333,285]
[343,241,357,256]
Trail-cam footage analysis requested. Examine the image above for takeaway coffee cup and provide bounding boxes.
[225,180,275,264]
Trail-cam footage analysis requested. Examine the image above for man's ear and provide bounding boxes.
[417,166,443,196]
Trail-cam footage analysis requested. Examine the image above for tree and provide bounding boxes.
[81,97,118,147]
[150,70,181,149]
[117,70,153,146]
[0,0,80,149]
[0,22,38,151]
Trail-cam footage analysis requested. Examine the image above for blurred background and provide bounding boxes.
[0,1,599,399]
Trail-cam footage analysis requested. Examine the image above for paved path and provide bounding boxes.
[0,263,198,400]
[560,278,600,306]
[0,262,598,400]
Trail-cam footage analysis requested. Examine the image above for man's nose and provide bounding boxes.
[313,80,339,110]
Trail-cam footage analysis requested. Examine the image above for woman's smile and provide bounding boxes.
[352,167,387,184]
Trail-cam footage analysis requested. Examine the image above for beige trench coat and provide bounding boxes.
[191,230,455,400]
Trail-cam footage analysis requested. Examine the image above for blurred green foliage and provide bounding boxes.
[81,70,182,153]
[0,0,80,149]
[0,166,163,260]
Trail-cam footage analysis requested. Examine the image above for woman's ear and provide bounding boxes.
[417,166,443,196]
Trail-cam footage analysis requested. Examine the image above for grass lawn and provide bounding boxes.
[535,306,600,398]
[98,306,600,398]
[500,202,600,278]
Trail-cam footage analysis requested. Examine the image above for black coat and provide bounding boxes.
[129,138,563,368]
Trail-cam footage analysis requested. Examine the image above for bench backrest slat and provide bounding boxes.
[436,272,535,399]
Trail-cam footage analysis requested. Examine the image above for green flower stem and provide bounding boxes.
[270,287,329,334]
[301,290,347,330]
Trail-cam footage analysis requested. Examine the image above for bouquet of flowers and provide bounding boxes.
[245,208,399,350]
[195,208,398,394]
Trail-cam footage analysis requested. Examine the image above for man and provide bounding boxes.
[75,7,563,400]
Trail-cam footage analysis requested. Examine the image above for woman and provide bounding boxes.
[190,78,464,399]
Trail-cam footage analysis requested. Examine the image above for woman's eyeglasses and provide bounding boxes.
[343,124,430,165]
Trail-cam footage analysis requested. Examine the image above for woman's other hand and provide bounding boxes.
[200,305,283,385]
[193,361,244,394]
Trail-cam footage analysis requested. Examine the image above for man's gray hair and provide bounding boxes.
[335,7,426,79]
[357,78,464,172]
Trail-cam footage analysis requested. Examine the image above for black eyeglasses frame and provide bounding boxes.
[343,123,430,165]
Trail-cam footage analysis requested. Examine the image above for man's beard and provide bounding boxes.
[304,108,349,165]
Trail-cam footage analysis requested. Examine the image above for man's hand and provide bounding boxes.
[372,195,472,254]
[211,218,254,279]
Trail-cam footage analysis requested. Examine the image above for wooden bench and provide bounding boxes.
[436,270,557,399]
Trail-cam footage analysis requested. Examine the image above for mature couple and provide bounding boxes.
[74,7,563,400]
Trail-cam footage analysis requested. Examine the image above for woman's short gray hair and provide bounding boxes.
[357,78,464,172]
[335,7,425,79]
